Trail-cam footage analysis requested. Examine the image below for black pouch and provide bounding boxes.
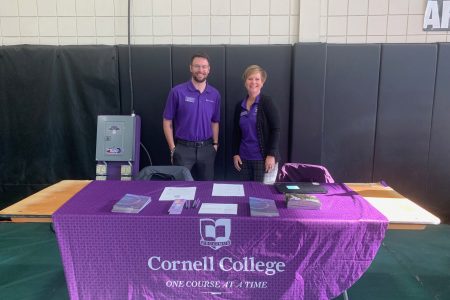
[150,172,176,181]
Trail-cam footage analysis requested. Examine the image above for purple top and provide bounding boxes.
[163,80,221,141]
[53,181,387,300]
[278,163,336,183]
[239,95,264,160]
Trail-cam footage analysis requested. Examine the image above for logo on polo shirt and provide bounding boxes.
[185,96,196,103]
[200,218,231,250]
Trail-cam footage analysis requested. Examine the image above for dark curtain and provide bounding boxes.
[0,45,120,208]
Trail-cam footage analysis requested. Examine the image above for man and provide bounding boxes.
[163,53,220,180]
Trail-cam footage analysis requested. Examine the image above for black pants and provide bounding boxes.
[239,160,265,182]
[173,142,216,180]
[239,160,279,183]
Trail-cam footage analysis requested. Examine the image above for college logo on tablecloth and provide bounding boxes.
[200,219,231,250]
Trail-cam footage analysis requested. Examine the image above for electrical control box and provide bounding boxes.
[95,115,141,180]
[96,115,139,161]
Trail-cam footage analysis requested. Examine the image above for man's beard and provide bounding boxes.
[192,74,207,83]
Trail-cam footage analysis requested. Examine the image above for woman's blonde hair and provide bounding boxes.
[242,65,267,83]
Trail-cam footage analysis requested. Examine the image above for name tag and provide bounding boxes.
[205,98,215,103]
[240,111,248,117]
[185,96,195,103]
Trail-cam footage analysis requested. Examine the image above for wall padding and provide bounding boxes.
[225,45,292,179]
[118,45,172,168]
[171,46,226,180]
[322,44,380,182]
[427,43,450,219]
[373,44,437,205]
[290,43,326,165]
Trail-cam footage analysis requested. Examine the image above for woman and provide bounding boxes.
[232,65,281,182]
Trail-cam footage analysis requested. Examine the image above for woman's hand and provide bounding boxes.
[265,156,275,173]
[233,155,243,171]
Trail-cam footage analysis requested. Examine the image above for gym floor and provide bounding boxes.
[0,223,449,300]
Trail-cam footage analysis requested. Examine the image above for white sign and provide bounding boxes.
[212,183,245,197]
[159,187,196,201]
[423,0,450,31]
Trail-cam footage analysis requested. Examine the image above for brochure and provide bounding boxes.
[112,194,152,213]
[249,197,279,217]
[168,199,186,215]
[285,193,321,210]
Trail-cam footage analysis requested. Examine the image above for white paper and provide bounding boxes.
[212,183,245,197]
[263,162,278,185]
[198,203,238,215]
[364,197,440,225]
[159,187,196,201]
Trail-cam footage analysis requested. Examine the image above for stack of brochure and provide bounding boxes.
[286,193,321,210]
[112,194,152,213]
[249,197,279,217]
[168,199,186,215]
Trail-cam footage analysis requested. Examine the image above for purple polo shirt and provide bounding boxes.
[239,95,263,160]
[163,80,221,141]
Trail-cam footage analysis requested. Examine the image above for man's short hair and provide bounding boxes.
[190,52,210,65]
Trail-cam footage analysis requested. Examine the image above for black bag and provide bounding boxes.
[149,172,176,181]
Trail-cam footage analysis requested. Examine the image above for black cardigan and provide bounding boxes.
[231,94,281,161]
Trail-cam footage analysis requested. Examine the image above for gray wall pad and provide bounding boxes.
[373,44,437,205]
[1,43,449,222]
[225,45,292,179]
[171,46,226,179]
[118,45,172,166]
[323,44,380,182]
[427,43,450,218]
[290,43,326,164]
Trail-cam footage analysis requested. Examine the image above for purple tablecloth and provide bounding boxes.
[53,181,388,300]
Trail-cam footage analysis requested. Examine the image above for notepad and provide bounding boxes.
[198,203,238,215]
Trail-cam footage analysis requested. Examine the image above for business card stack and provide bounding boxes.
[168,199,186,215]
[285,193,321,210]
[112,194,152,213]
[249,197,279,217]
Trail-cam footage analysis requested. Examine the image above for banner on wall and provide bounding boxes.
[423,0,450,31]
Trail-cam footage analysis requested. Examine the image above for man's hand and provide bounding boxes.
[233,155,242,171]
[170,147,176,165]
